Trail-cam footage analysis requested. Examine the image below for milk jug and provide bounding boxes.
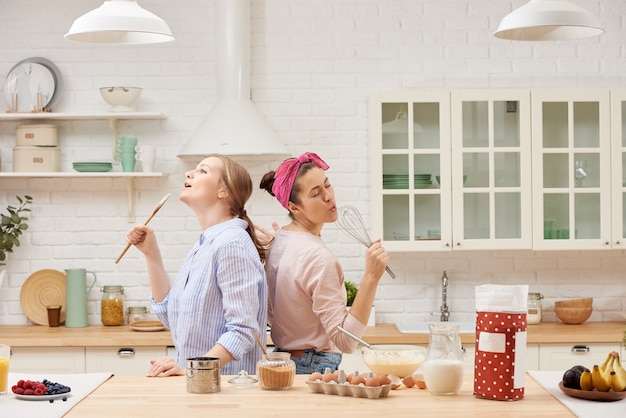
[422,323,464,395]
[64,269,96,328]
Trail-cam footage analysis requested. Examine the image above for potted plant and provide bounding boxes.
[0,195,33,266]
[345,280,358,307]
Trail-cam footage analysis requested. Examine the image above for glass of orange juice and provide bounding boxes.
[0,344,9,395]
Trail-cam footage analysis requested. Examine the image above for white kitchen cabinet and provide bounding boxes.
[451,90,532,250]
[85,346,167,375]
[610,90,626,248]
[9,347,85,373]
[531,90,613,250]
[370,90,532,251]
[526,343,540,371]
[370,91,451,251]
[538,342,619,371]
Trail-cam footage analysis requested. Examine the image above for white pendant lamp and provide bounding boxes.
[494,0,603,41]
[65,0,174,44]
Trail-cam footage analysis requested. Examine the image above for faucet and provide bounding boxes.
[440,270,450,322]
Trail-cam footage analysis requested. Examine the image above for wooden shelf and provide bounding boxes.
[0,172,165,178]
[0,112,169,222]
[0,112,166,121]
[0,172,169,222]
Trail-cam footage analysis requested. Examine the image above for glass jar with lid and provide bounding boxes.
[256,352,296,390]
[100,285,125,326]
[127,306,148,325]
[527,292,544,325]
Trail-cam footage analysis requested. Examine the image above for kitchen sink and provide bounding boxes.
[395,321,476,334]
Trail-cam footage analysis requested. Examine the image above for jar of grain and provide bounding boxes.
[256,352,296,391]
[101,285,125,326]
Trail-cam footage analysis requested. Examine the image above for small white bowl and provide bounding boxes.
[99,87,143,112]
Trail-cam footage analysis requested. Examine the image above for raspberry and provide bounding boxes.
[34,388,45,396]
[23,388,34,395]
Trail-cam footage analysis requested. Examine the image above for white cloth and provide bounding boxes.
[0,372,112,418]
[529,370,626,417]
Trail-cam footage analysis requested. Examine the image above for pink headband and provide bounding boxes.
[272,152,329,209]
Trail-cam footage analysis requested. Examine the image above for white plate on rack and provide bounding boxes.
[4,57,63,112]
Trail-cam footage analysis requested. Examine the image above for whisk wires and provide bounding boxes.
[336,205,396,279]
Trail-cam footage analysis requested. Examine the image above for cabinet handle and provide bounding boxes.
[117,348,136,357]
[571,345,590,353]
[616,241,621,245]
[456,242,461,246]
[460,345,466,353]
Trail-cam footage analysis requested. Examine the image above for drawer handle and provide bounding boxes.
[117,348,136,357]
[571,345,590,353]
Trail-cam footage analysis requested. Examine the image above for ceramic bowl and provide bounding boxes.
[100,87,143,112]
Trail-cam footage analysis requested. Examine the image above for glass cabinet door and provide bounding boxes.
[610,90,626,249]
[370,91,452,251]
[532,90,612,250]
[451,90,532,250]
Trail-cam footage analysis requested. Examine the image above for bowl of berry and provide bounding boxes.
[12,378,71,402]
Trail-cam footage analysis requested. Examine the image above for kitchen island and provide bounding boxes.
[65,373,574,417]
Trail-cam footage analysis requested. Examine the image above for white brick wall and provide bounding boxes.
[0,1,624,325]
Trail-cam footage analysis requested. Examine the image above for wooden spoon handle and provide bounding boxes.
[114,193,171,264]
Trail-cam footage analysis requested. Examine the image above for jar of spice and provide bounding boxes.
[527,292,544,325]
[256,352,296,390]
[101,285,125,326]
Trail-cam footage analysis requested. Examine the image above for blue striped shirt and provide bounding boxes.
[152,218,267,375]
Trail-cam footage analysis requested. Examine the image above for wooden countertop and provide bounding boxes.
[0,321,623,347]
[362,321,625,345]
[65,373,573,417]
[0,324,174,347]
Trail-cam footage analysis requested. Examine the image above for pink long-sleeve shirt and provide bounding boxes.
[265,229,366,354]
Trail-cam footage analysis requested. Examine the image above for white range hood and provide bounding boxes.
[177,0,289,162]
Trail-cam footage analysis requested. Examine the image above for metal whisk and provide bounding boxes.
[336,205,396,279]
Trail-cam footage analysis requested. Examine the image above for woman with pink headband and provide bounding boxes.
[259,151,389,374]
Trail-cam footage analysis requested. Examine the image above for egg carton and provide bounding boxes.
[305,381,392,399]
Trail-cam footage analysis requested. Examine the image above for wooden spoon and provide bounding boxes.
[114,193,172,264]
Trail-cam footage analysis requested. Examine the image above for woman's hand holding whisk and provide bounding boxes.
[364,239,389,281]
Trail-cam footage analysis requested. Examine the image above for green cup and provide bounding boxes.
[120,150,136,172]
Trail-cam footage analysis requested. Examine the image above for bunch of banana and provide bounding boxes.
[577,351,626,392]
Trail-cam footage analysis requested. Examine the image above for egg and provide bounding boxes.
[402,375,416,388]
[365,376,380,387]
[378,375,392,386]
[351,374,366,385]
[322,370,339,383]
[413,373,427,389]
[309,372,323,382]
